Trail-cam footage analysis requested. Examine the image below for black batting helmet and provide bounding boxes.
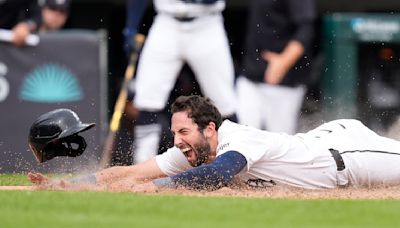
[28,108,95,163]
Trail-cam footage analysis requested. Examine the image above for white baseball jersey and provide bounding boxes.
[156,119,400,189]
[133,0,236,116]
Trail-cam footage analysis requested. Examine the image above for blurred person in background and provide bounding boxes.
[0,0,41,46]
[125,0,237,164]
[38,0,70,32]
[105,0,148,166]
[237,0,316,134]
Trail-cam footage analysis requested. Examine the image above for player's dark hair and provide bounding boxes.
[171,95,223,131]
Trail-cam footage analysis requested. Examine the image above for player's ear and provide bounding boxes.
[204,121,217,138]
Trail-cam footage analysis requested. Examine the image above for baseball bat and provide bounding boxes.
[99,33,145,169]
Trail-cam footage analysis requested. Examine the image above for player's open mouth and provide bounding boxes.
[181,147,196,161]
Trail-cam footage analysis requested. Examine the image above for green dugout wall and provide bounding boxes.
[322,13,400,130]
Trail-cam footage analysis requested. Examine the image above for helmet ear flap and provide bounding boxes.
[62,134,87,157]
[42,134,87,160]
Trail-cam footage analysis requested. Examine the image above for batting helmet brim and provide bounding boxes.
[58,122,95,139]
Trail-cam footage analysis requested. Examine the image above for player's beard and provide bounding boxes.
[190,134,211,167]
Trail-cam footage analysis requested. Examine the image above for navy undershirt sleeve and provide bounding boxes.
[168,151,247,190]
[124,0,147,55]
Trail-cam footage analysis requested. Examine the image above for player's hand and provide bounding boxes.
[12,22,31,46]
[28,172,50,185]
[261,51,290,85]
[124,102,139,122]
[28,172,73,190]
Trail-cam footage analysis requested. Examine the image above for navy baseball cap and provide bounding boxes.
[42,0,71,12]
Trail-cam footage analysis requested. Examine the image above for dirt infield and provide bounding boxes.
[154,185,400,199]
[2,184,400,199]
[0,186,35,191]
[198,186,400,199]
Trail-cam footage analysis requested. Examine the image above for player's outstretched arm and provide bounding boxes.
[96,157,167,185]
[27,157,167,190]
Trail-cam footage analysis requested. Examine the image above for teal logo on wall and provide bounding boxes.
[20,63,83,103]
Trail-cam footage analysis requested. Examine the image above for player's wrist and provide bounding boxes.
[69,173,97,184]
[152,177,176,188]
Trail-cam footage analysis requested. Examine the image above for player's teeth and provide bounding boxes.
[181,148,190,152]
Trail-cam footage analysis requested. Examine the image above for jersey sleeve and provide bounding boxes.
[216,122,278,170]
[217,137,266,171]
[155,147,192,176]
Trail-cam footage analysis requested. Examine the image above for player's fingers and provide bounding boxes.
[27,172,49,185]
[27,172,40,184]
